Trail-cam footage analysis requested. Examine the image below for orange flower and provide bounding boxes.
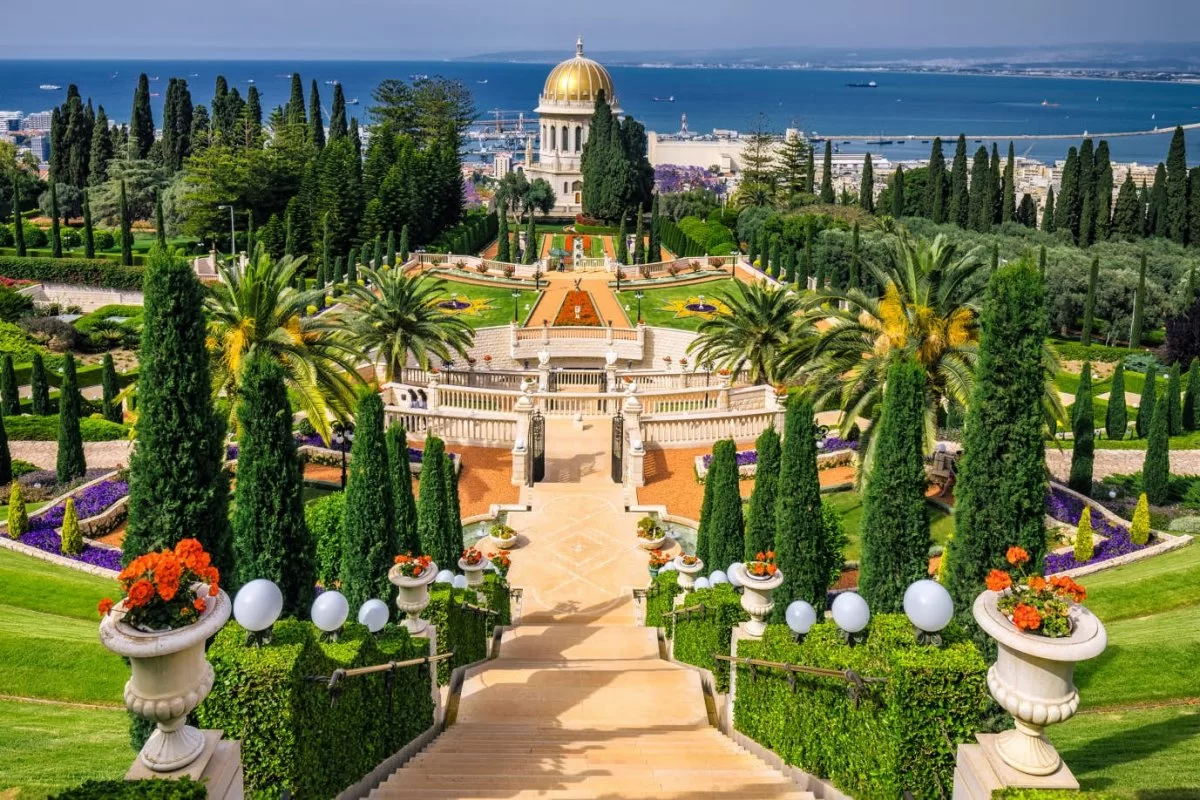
[765,551,775,560]
[1050,575,1087,603]
[1006,547,1030,566]
[1027,576,1048,592]
[97,597,114,617]
[127,579,156,608]
[193,597,207,613]
[1011,604,1042,631]
[985,569,1012,592]
[755,552,765,561]
[174,538,204,560]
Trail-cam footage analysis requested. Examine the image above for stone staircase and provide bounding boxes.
[369,625,813,800]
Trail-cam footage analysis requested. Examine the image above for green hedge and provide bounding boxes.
[196,619,433,799]
[73,304,145,334]
[645,570,681,627]
[669,583,747,692]
[425,578,505,684]
[992,792,1121,800]
[3,414,129,441]
[49,778,206,800]
[734,617,987,800]
[0,256,146,289]
[305,491,346,587]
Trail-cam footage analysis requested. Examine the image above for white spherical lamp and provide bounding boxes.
[434,569,455,584]
[357,599,390,634]
[233,579,283,634]
[694,577,710,590]
[785,600,817,639]
[831,591,870,642]
[311,590,349,639]
[727,563,744,588]
[903,580,954,644]
[452,574,469,590]
[709,570,729,586]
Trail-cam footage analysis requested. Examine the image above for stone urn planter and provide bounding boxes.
[459,555,486,587]
[735,564,785,637]
[973,590,1107,776]
[638,533,667,550]
[489,526,518,550]
[674,556,704,592]
[98,585,232,772]
[389,560,439,634]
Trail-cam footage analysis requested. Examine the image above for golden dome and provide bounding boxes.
[542,38,616,105]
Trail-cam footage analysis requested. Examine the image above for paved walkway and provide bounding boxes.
[1046,448,1200,481]
[10,440,133,471]
[524,273,632,329]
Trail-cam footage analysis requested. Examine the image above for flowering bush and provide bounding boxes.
[648,549,672,569]
[29,479,128,532]
[99,538,220,632]
[554,290,601,326]
[988,546,1087,638]
[490,552,511,576]
[746,550,778,579]
[1043,487,1151,573]
[461,547,484,567]
[393,552,433,579]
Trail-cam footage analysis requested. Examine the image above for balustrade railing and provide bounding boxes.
[383,406,517,446]
[640,409,779,446]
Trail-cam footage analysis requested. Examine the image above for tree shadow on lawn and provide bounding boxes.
[1058,707,1200,796]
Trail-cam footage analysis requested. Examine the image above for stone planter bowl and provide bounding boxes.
[389,561,439,634]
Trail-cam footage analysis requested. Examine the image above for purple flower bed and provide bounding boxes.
[701,450,758,469]
[15,528,122,571]
[1043,486,1151,573]
[29,479,129,532]
[819,436,860,453]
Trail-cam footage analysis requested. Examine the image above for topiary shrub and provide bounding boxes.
[424,580,500,684]
[1130,492,1151,545]
[669,583,748,692]
[735,618,987,800]
[305,491,347,588]
[59,497,82,555]
[645,570,681,628]
[1074,506,1094,564]
[49,777,207,800]
[7,481,27,538]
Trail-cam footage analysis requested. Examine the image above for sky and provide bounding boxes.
[4,0,1200,59]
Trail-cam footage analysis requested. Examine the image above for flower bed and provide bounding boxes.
[553,290,601,326]
[694,439,857,482]
[1043,486,1151,573]
[28,479,128,532]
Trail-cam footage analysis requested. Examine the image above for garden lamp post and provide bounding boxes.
[332,421,355,488]
[217,204,236,256]
[511,288,521,323]
[635,290,644,324]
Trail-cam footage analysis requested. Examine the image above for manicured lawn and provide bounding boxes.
[1053,366,1200,450]
[628,279,739,332]
[822,490,952,562]
[0,699,131,799]
[432,277,540,329]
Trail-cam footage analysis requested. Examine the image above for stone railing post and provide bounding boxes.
[605,323,614,346]
[511,391,534,486]
[426,375,440,412]
[605,348,618,394]
[622,391,645,488]
[537,347,551,391]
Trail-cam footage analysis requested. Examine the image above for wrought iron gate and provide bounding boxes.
[529,410,545,486]
[610,412,624,484]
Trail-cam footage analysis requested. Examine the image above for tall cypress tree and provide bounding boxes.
[634,213,645,264]
[1093,140,1113,241]
[849,221,861,290]
[744,426,780,560]
[55,355,86,484]
[1189,167,1200,247]
[1069,362,1094,495]
[704,439,745,572]
[130,73,154,159]
[50,180,62,257]
[417,437,453,566]
[308,80,325,148]
[329,83,348,141]
[82,190,95,258]
[819,141,835,204]
[1185,358,1200,432]
[1112,171,1141,239]
[1148,163,1168,237]
[155,191,167,249]
[119,180,132,266]
[1167,361,1184,436]
[11,177,24,257]
[805,148,815,195]
[694,442,718,568]
[399,225,410,263]
[949,134,969,228]
[1002,142,1016,223]
[0,356,18,416]
[231,353,313,613]
[386,424,421,555]
[968,146,992,232]
[340,391,396,610]
[989,143,1003,224]
[1041,186,1056,233]
[859,154,875,213]
[1078,139,1096,246]
[30,353,50,416]
[100,352,121,423]
[1056,147,1081,240]
[649,194,663,262]
[1106,360,1128,440]
[441,449,463,565]
[928,137,947,222]
[286,73,306,127]
[88,106,114,185]
[1136,367,1157,438]
[773,395,836,616]
[615,217,628,265]
[1131,253,1147,347]
[1166,126,1189,243]
[890,165,905,218]
[386,230,396,267]
[372,235,382,270]
[1143,391,1170,505]
[123,248,230,574]
[946,261,1048,624]
[860,356,930,612]
[524,215,537,264]
[346,247,358,284]
[496,212,510,262]
[1081,256,1099,346]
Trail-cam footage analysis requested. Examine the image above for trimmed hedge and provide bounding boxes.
[4,414,129,441]
[734,617,987,800]
[304,490,346,587]
[0,255,146,289]
[645,570,681,627]
[668,583,747,692]
[49,778,206,800]
[992,792,1121,800]
[196,619,433,799]
[425,577,507,684]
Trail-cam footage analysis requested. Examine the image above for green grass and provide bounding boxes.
[822,490,952,562]
[0,699,131,799]
[1053,366,1198,450]
[433,277,540,329]
[628,279,739,332]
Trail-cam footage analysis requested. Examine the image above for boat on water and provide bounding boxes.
[347,98,359,105]
[246,78,255,84]
[39,84,61,91]
[477,79,489,84]
[149,76,159,81]
[921,140,930,144]
[149,93,160,98]
[847,81,877,88]
[653,96,674,102]
[1041,99,1060,108]
[410,74,429,81]
[865,139,894,145]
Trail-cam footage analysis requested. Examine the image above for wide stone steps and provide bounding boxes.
[497,625,659,661]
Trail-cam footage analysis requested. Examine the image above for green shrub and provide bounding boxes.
[991,791,1121,800]
[3,414,129,441]
[72,304,145,335]
[735,618,987,800]
[1130,493,1151,544]
[49,777,207,800]
[7,481,27,538]
[196,619,433,799]
[0,255,145,289]
[480,571,512,627]
[1074,506,1095,563]
[424,580,502,684]
[645,569,681,627]
[669,583,747,692]
[60,497,82,555]
[305,490,347,587]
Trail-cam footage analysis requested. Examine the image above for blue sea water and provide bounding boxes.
[2,59,1199,165]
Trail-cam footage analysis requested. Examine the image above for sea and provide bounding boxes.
[3,59,1200,166]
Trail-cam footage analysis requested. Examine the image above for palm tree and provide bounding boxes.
[206,247,362,443]
[337,266,474,382]
[687,280,809,385]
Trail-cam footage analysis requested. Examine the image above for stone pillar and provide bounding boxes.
[717,374,732,411]
[605,348,618,392]
[126,731,244,800]
[537,347,551,392]
[426,374,440,412]
[511,392,533,486]
[623,391,645,488]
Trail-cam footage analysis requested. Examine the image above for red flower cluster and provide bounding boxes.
[99,538,219,630]
[679,553,699,566]
[1011,604,1042,631]
[648,549,672,569]
[490,553,511,575]
[746,551,778,577]
[394,552,433,578]
[461,547,484,567]
[990,544,1086,639]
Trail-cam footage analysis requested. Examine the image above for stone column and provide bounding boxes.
[511,392,534,486]
[537,347,551,392]
[426,374,440,412]
[623,391,645,488]
[717,373,732,411]
[605,348,618,394]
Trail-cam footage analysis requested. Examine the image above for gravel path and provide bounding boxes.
[1045,448,1200,481]
[10,440,133,471]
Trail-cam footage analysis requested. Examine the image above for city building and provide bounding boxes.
[23,110,52,131]
[26,135,49,162]
[0,111,21,131]
[492,150,513,179]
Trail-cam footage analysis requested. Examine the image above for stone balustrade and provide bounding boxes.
[640,409,783,447]
[509,322,645,361]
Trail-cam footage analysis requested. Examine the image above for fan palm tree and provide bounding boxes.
[337,266,474,382]
[206,247,362,443]
[686,280,810,385]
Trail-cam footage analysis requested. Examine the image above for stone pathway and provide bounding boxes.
[1046,448,1200,481]
[10,440,133,471]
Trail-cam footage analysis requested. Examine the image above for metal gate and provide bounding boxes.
[610,412,624,484]
[529,410,545,486]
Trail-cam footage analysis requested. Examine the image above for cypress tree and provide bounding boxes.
[1078,139,1096,246]
[927,137,947,222]
[806,228,818,286]
[340,391,396,610]
[1166,126,1189,243]
[1112,172,1141,239]
[968,146,992,232]
[859,356,930,612]
[386,424,421,555]
[704,439,745,572]
[0,356,18,416]
[805,148,815,195]
[155,191,167,250]
[386,230,396,267]
[123,248,230,574]
[308,80,325,148]
[1057,147,1081,240]
[1074,507,1094,564]
[1093,140,1113,241]
[55,355,86,484]
[346,248,358,284]
[1130,253,1147,347]
[890,165,905,218]
[946,261,1048,624]
[1069,362,1094,495]
[372,235,382,270]
[649,194,663,262]
[524,215,537,264]
[1189,167,1200,247]
[7,482,27,538]
[860,154,875,213]
[819,140,835,204]
[0,413,10,486]
[1038,245,1047,277]
[50,180,62,258]
[615,217,628,265]
[11,178,24,257]
[989,143,1003,224]
[1017,194,1038,228]
[1143,391,1170,505]
[329,84,348,141]
[100,352,121,423]
[130,73,154,159]
[747,228,758,268]
[773,395,836,616]
[694,442,718,568]
[1184,358,1200,432]
[744,426,780,560]
[496,213,510,262]
[60,499,82,556]
[28,354,49,416]
[333,256,345,286]
[286,73,306,127]
[770,237,781,282]
[1081,256,1099,346]
[634,213,645,265]
[1042,186,1056,233]
[441,449,463,565]
[119,181,132,266]
[1148,163,1168,237]
[1002,142,1016,223]
[1167,361,1184,436]
[399,224,410,262]
[417,437,453,566]
[850,221,862,290]
[231,353,313,613]
[1136,367,1156,438]
[82,190,95,258]
[949,134,969,228]
[88,106,114,185]
[1106,360,1128,440]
